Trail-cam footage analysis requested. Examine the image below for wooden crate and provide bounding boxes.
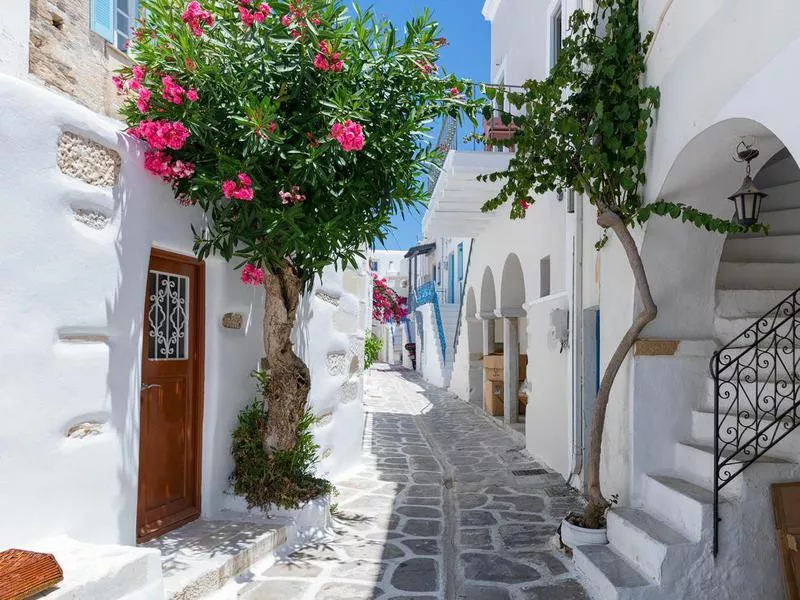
[483,380,504,416]
[483,353,527,383]
[0,549,63,600]
[772,482,800,599]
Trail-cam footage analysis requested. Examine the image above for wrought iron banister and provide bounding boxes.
[452,240,474,360]
[416,280,447,362]
[711,287,800,556]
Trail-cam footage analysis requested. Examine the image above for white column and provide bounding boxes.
[503,317,519,424]
[481,318,496,408]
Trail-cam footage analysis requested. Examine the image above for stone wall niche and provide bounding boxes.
[57,132,121,187]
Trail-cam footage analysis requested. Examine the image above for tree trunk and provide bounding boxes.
[262,260,311,451]
[582,209,658,529]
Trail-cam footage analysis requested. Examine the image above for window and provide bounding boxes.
[540,255,551,298]
[549,3,563,71]
[369,260,379,271]
[92,0,139,53]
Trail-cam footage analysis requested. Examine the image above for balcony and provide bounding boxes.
[423,85,519,239]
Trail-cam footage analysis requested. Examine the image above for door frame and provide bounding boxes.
[136,247,206,543]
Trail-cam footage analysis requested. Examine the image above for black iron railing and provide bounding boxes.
[710,288,800,555]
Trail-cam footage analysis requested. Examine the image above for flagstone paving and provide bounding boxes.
[237,365,590,600]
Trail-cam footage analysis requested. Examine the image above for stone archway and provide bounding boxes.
[498,254,527,425]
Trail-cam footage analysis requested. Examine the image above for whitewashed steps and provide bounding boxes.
[717,261,800,290]
[675,441,792,498]
[716,289,796,318]
[757,180,800,213]
[573,544,657,600]
[714,313,800,344]
[733,207,800,237]
[642,474,715,542]
[722,234,800,263]
[606,507,691,583]
[691,409,800,462]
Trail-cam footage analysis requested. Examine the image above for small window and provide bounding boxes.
[457,243,464,280]
[550,3,563,70]
[540,256,551,298]
[369,260,379,271]
[92,0,139,53]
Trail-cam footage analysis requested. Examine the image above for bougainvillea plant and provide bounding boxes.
[372,273,408,324]
[118,0,478,454]
[478,0,767,529]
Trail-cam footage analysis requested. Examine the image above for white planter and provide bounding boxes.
[561,517,608,548]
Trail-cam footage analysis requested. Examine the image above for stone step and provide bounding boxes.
[714,313,800,345]
[572,544,656,600]
[758,180,800,213]
[27,537,163,600]
[642,474,714,543]
[716,289,797,319]
[142,516,290,600]
[674,441,792,498]
[701,376,800,413]
[606,507,691,583]
[714,344,800,377]
[717,261,800,291]
[734,207,800,237]
[722,234,800,263]
[690,409,800,461]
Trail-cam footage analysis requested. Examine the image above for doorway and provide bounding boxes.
[137,249,205,542]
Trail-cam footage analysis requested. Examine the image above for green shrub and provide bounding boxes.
[230,373,332,510]
[364,332,383,369]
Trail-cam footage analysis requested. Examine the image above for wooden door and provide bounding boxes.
[772,482,800,599]
[137,249,205,543]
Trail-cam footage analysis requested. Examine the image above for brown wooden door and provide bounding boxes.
[772,482,800,599]
[137,249,205,543]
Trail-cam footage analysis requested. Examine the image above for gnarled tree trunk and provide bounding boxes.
[583,209,658,529]
[262,260,311,451]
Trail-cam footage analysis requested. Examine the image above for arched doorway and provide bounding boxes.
[465,288,482,404]
[498,254,527,424]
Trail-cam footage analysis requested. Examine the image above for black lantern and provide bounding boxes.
[729,141,768,227]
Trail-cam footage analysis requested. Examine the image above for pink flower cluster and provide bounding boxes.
[279,186,306,205]
[144,151,196,182]
[313,41,344,72]
[415,60,438,75]
[241,263,265,285]
[182,1,215,36]
[372,273,408,324]
[280,2,318,39]
[160,75,197,104]
[113,65,153,113]
[129,120,190,151]
[331,120,365,152]
[238,1,271,27]
[517,198,531,211]
[222,173,255,201]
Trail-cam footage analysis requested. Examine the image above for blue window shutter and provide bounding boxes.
[92,0,115,43]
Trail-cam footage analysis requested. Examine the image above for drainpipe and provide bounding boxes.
[569,190,585,483]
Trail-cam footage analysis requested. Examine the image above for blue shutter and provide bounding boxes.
[92,0,115,43]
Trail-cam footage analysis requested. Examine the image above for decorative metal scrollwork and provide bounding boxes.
[147,271,189,360]
[711,288,800,555]
[416,281,447,362]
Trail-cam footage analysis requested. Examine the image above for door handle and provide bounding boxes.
[141,384,162,392]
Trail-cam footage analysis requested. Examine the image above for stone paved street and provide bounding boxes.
[239,365,590,600]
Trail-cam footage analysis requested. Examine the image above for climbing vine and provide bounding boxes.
[479,0,767,529]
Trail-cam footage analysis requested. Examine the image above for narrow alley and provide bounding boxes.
[235,365,590,600]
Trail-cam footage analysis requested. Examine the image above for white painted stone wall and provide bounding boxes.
[0,0,30,77]
[0,73,366,551]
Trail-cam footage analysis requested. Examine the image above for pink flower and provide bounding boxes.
[222,172,254,201]
[314,41,344,72]
[112,76,124,92]
[144,150,195,182]
[129,120,190,151]
[268,121,277,134]
[161,75,185,104]
[238,6,255,26]
[132,65,146,81]
[290,29,301,39]
[281,14,293,26]
[450,87,460,96]
[186,88,199,101]
[182,1,214,36]
[517,198,530,211]
[136,87,151,113]
[278,186,306,205]
[222,180,238,198]
[258,3,271,15]
[241,264,265,286]
[311,14,320,25]
[331,120,365,152]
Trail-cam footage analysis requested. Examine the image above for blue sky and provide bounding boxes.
[365,0,491,250]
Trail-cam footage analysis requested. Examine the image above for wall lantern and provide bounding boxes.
[729,140,768,227]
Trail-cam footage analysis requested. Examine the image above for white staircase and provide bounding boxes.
[574,160,800,599]
[439,303,460,386]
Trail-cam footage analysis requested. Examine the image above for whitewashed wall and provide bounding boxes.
[0,74,367,550]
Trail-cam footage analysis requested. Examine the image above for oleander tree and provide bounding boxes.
[479,0,767,528]
[118,0,478,453]
[372,273,408,324]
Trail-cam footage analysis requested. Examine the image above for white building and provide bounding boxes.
[368,249,411,365]
[425,0,800,598]
[0,3,368,597]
